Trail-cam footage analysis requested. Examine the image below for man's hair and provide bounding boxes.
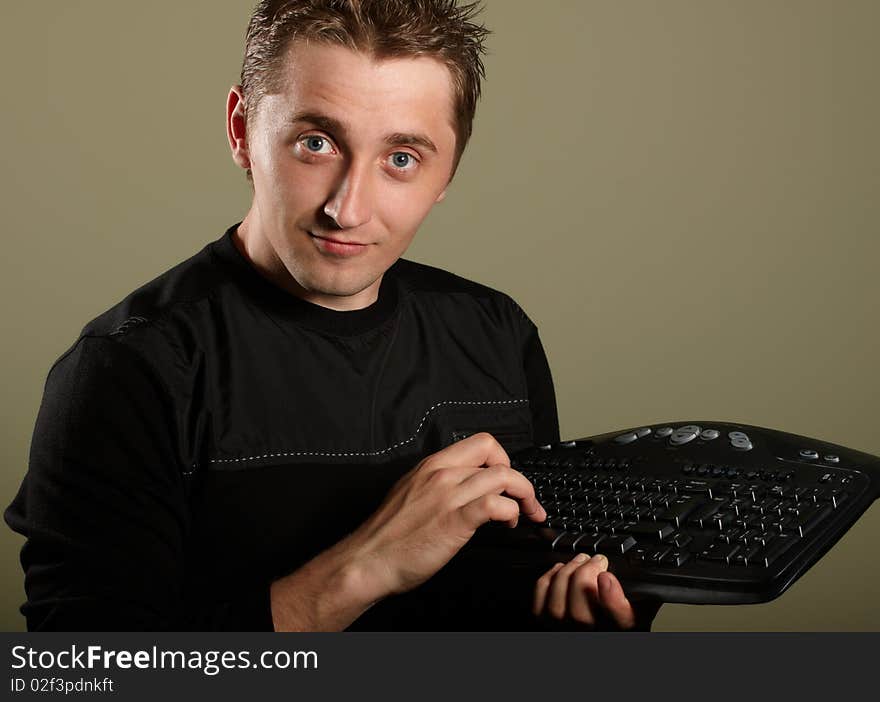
[239,0,490,185]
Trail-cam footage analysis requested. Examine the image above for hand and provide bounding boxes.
[532,553,662,630]
[346,432,547,600]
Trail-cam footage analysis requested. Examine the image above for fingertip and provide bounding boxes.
[540,561,565,578]
[521,502,547,522]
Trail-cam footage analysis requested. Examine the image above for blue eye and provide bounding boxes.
[302,136,332,154]
[390,152,416,170]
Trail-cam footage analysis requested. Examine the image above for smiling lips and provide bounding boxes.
[309,231,371,257]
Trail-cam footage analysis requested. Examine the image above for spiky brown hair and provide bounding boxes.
[239,0,490,183]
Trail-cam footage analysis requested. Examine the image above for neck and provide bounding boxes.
[233,214,382,312]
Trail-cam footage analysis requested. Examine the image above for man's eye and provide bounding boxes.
[301,136,333,154]
[389,152,417,170]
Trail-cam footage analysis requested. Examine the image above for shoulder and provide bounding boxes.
[393,258,501,298]
[51,228,237,382]
[79,239,227,340]
[392,258,536,333]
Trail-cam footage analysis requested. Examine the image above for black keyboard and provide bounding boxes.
[467,421,880,604]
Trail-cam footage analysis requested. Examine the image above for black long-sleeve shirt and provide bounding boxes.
[5,223,560,630]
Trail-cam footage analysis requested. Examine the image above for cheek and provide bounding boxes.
[269,159,335,208]
[378,185,438,234]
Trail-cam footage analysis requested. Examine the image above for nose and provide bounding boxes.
[323,160,373,229]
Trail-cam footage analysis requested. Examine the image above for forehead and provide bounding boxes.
[261,41,457,148]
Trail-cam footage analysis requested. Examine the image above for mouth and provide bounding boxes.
[308,231,371,258]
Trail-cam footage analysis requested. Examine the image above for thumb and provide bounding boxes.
[597,571,637,630]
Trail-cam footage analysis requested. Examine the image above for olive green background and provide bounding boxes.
[2,1,877,631]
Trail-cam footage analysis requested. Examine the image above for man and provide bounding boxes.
[6,0,656,631]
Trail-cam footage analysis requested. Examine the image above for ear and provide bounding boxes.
[435,188,448,203]
[226,85,251,171]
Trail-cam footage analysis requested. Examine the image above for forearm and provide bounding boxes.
[269,534,385,632]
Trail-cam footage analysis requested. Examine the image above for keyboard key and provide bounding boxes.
[538,527,564,546]
[757,499,782,516]
[828,491,848,509]
[671,532,693,548]
[767,519,788,534]
[598,535,637,555]
[806,488,827,503]
[717,526,744,544]
[646,545,672,564]
[732,543,762,566]
[737,528,759,543]
[728,498,752,516]
[682,480,711,496]
[681,534,713,558]
[663,496,700,527]
[728,482,746,497]
[711,512,737,531]
[552,532,583,552]
[750,532,773,547]
[661,551,691,568]
[790,506,832,537]
[759,532,798,567]
[593,518,613,532]
[698,542,741,565]
[574,532,609,553]
[794,487,812,502]
[628,546,650,563]
[620,520,675,541]
[688,497,728,528]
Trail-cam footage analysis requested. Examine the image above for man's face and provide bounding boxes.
[235,41,458,310]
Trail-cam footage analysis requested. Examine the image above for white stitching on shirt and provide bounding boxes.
[203,398,529,467]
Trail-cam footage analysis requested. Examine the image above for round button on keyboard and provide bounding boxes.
[670,431,698,445]
[730,436,753,451]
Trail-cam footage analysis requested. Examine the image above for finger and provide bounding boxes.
[422,432,510,473]
[457,463,544,514]
[597,570,637,630]
[459,492,521,529]
[533,562,565,617]
[456,463,546,523]
[544,553,590,620]
[566,553,609,626]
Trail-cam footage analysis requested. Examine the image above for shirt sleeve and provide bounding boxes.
[4,335,274,631]
[522,325,561,446]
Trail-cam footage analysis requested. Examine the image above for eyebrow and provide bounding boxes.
[386,132,437,154]
[289,111,437,154]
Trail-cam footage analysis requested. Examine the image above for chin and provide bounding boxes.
[303,272,379,299]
